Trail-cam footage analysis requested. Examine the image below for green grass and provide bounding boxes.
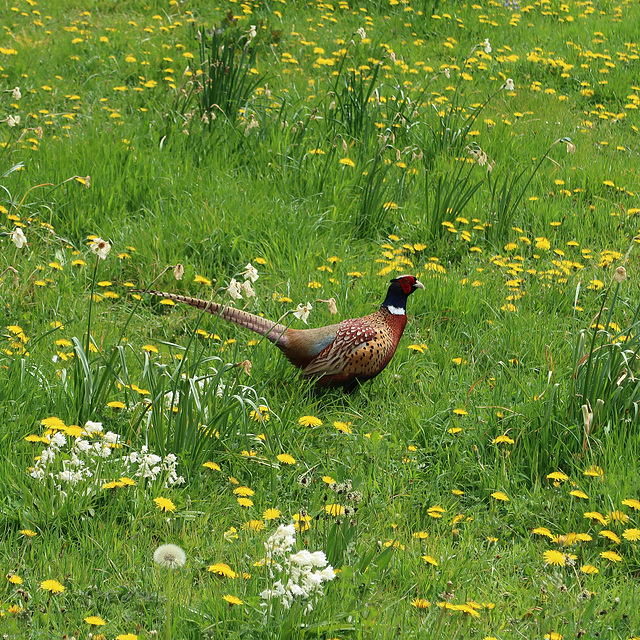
[2,0,640,638]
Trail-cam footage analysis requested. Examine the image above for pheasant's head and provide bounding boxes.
[382,275,424,314]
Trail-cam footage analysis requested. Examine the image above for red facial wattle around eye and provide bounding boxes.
[400,277,413,294]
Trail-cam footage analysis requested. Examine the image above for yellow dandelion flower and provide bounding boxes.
[242,519,265,531]
[492,435,515,444]
[153,497,177,513]
[277,453,296,465]
[40,579,65,593]
[622,528,640,541]
[422,555,438,566]
[608,510,629,523]
[600,550,622,562]
[339,157,355,167]
[333,421,352,434]
[298,415,322,427]
[203,461,221,471]
[543,550,566,566]
[583,465,604,478]
[622,498,640,510]
[222,594,243,606]
[546,471,569,482]
[20,529,37,537]
[84,616,107,626]
[570,490,589,499]
[142,344,159,353]
[237,498,254,507]
[532,527,554,539]
[580,564,599,574]
[325,504,345,516]
[411,597,431,609]
[233,487,255,496]
[491,491,509,501]
[208,563,238,578]
[263,508,281,520]
[599,530,621,543]
[584,511,608,526]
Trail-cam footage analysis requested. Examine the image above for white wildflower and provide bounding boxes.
[227,278,243,300]
[241,280,255,298]
[356,27,367,40]
[242,262,259,282]
[10,227,27,249]
[484,38,492,54]
[505,78,515,91]
[84,420,103,434]
[12,86,21,100]
[6,114,20,128]
[173,263,184,280]
[89,237,111,260]
[50,432,67,448]
[293,302,313,324]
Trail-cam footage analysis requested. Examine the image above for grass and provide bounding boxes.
[2,0,640,638]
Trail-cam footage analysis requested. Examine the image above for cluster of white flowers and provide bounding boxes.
[124,447,183,486]
[227,262,259,300]
[29,420,184,497]
[260,524,336,613]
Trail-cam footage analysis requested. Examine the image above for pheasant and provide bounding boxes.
[142,275,424,389]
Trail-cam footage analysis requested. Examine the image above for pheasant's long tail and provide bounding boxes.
[144,290,290,346]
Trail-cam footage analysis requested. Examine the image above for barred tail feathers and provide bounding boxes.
[146,291,290,346]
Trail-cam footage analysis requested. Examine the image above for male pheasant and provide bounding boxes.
[143,275,424,389]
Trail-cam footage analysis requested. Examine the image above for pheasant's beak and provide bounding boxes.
[414,280,425,290]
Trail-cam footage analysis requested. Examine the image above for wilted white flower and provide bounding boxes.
[154,544,186,569]
[173,263,184,280]
[504,78,515,91]
[6,114,20,128]
[89,237,111,259]
[227,278,243,300]
[247,24,257,44]
[293,302,313,324]
[356,27,367,40]
[566,140,576,154]
[484,38,492,54]
[12,86,21,100]
[444,67,450,79]
[10,227,27,249]
[242,262,259,282]
[613,266,627,283]
[241,280,255,298]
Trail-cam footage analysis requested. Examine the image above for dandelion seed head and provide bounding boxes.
[153,543,186,569]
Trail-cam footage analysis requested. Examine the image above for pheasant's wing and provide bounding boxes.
[301,318,383,377]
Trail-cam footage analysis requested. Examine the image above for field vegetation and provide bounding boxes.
[2,0,640,637]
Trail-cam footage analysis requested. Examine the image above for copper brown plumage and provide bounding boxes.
[142,275,424,389]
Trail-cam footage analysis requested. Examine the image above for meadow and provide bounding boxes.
[2,0,640,637]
